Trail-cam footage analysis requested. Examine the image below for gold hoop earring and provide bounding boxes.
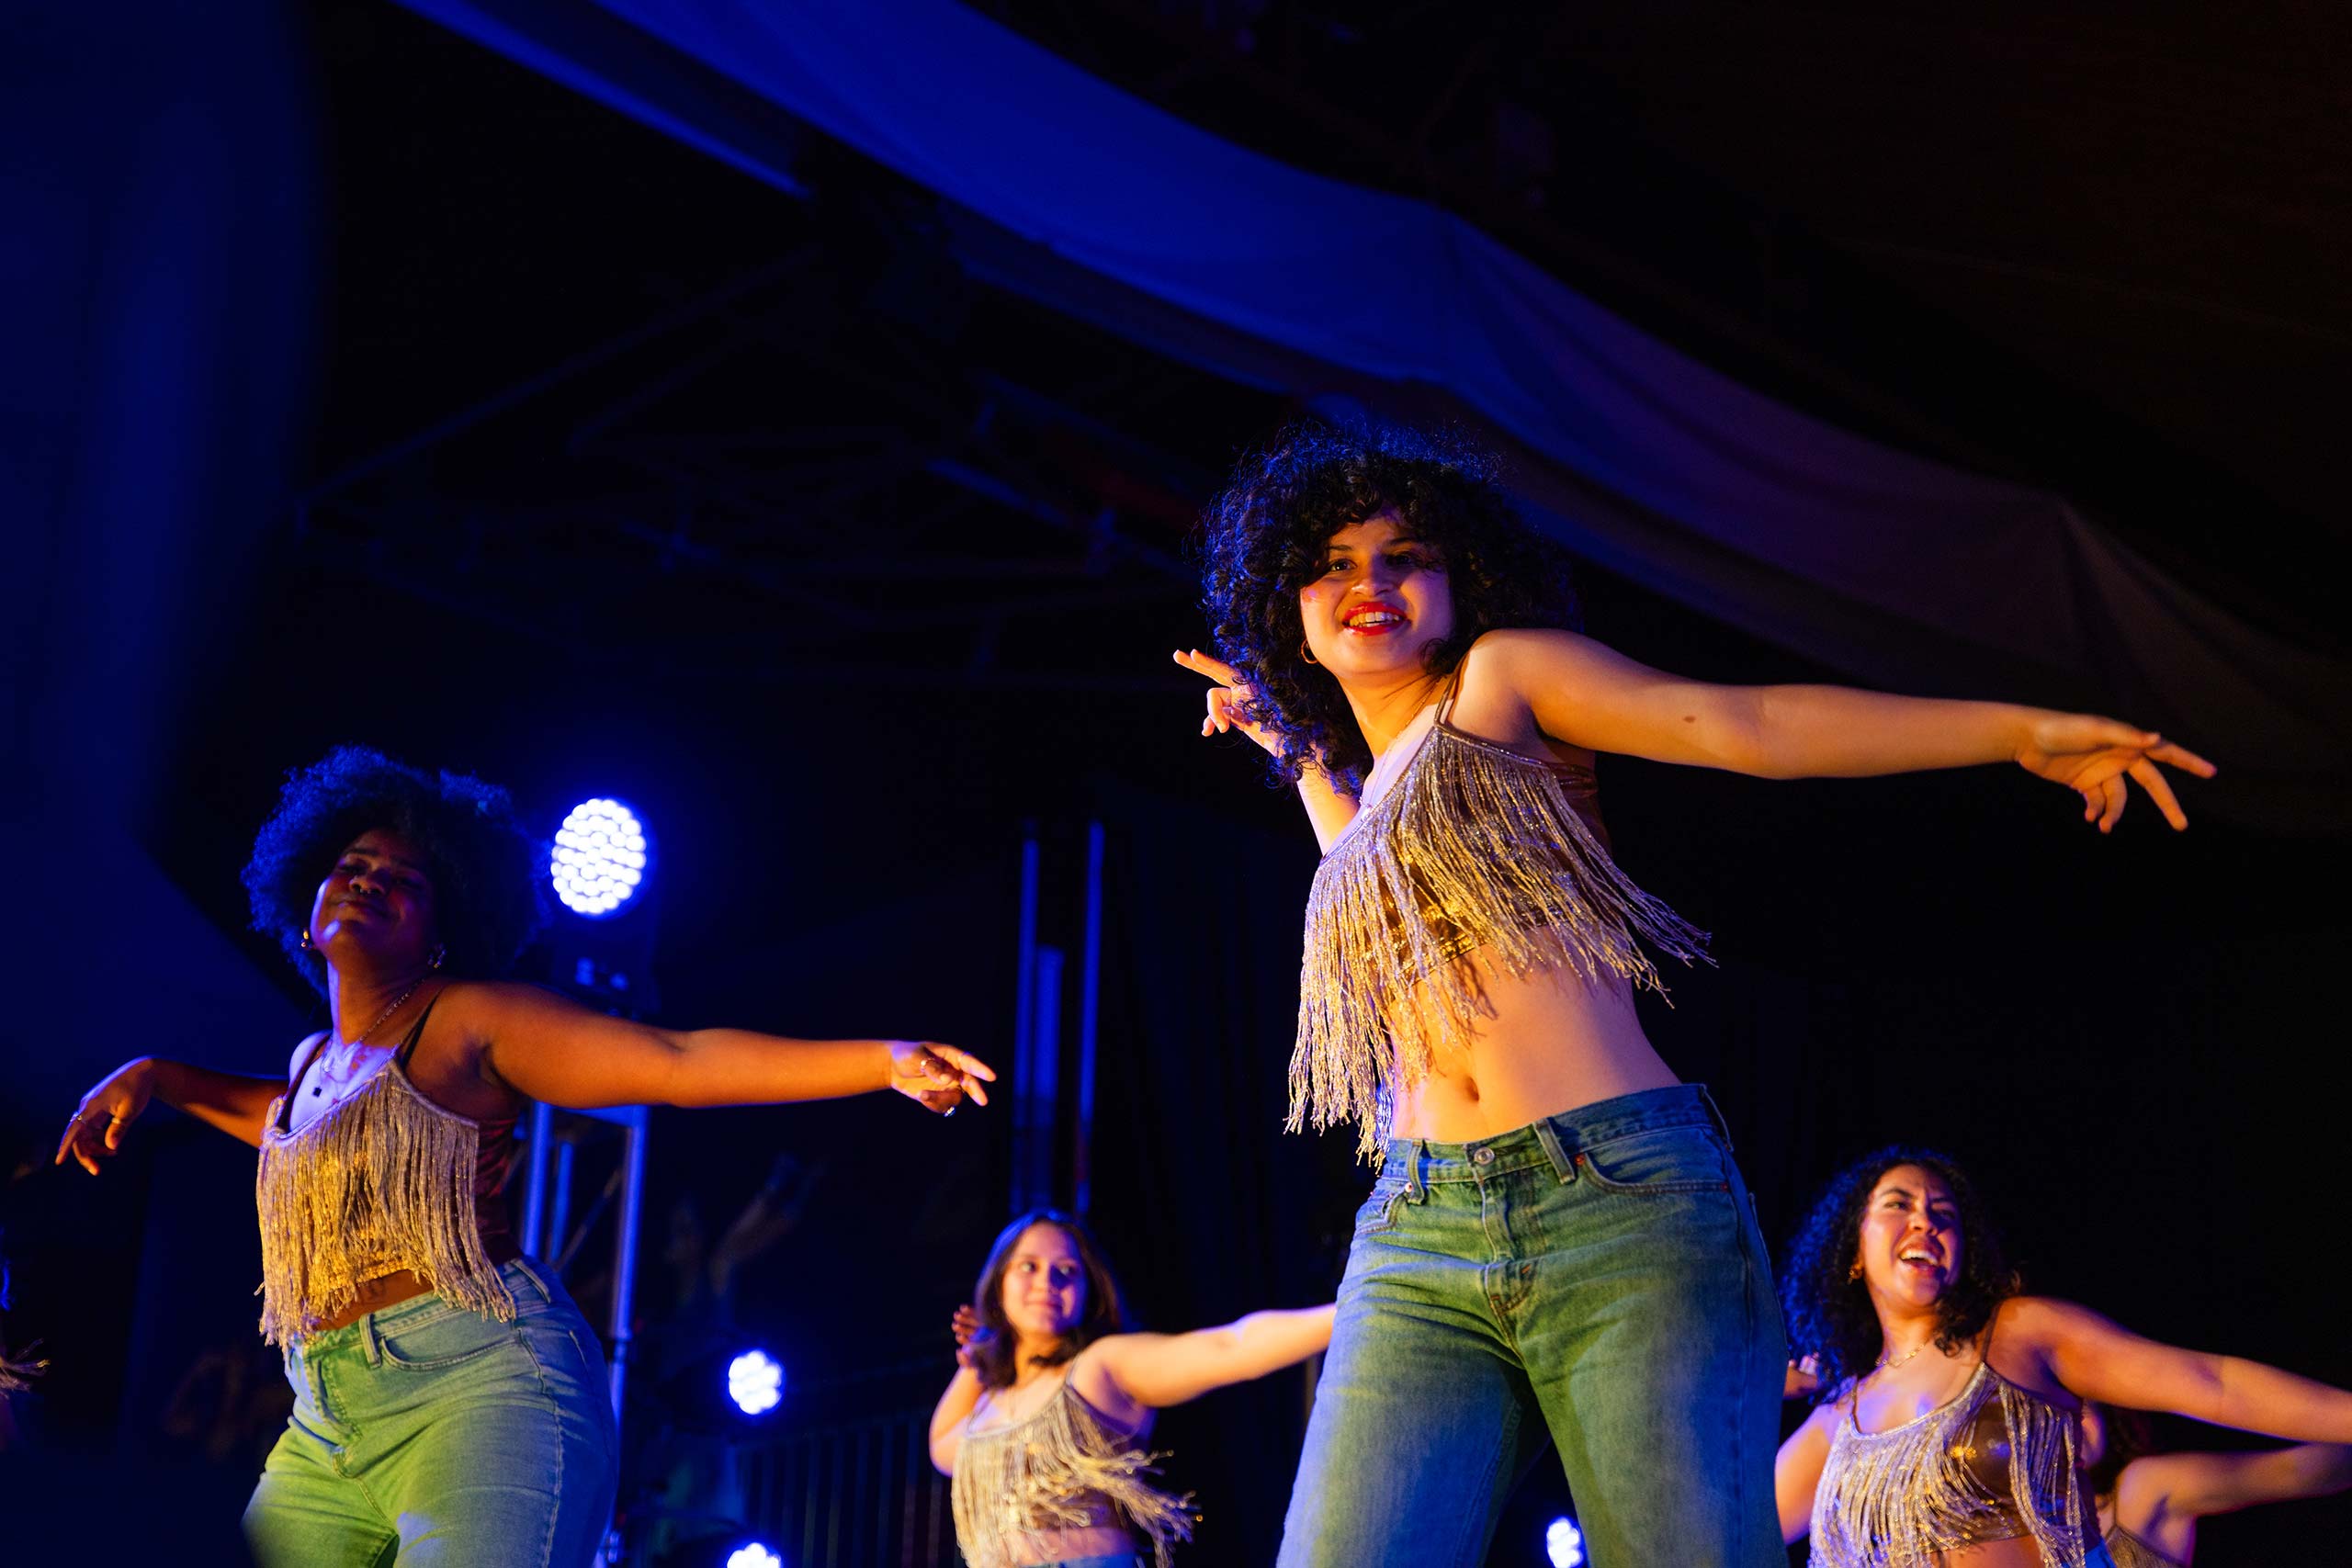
[299,929,312,952]
[1848,1257,1866,1282]
[1299,640,1320,666]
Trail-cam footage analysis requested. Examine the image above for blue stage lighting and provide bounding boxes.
[1544,1516,1586,1568]
[550,797,651,917]
[727,1348,785,1416]
[725,1544,782,1568]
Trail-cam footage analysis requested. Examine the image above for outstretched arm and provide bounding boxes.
[2117,1444,2352,1562]
[1084,1303,1336,1413]
[1483,629,2213,831]
[459,982,992,1114]
[2015,1297,2352,1443]
[56,1055,288,1169]
[1175,649,1360,852]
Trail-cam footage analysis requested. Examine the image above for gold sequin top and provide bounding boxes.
[1294,696,1710,1161]
[1810,1358,2094,1567]
[951,1374,1194,1568]
[254,998,519,1346]
[2103,1523,2183,1568]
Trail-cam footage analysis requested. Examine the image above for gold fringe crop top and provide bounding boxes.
[1294,696,1711,1161]
[950,1374,1195,1568]
[1810,1358,2095,1567]
[254,998,520,1346]
[2102,1524,2182,1568]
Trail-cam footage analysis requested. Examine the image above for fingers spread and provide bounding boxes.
[2150,741,2218,778]
[2098,773,2127,832]
[933,1045,996,1080]
[2129,757,2188,830]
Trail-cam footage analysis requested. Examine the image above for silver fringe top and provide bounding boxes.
[950,1374,1195,1568]
[1811,1359,2091,1567]
[1295,711,1710,1161]
[254,1059,516,1346]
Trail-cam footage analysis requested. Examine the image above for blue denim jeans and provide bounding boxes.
[243,1258,618,1567]
[1278,1086,1785,1568]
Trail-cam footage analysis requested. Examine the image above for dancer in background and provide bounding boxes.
[1179,423,2212,1567]
[932,1207,1334,1568]
[2082,1403,2352,1565]
[1776,1146,2352,1566]
[56,746,992,1568]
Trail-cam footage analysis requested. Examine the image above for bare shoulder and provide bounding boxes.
[285,1030,328,1089]
[1450,628,1604,739]
[1068,1334,1155,1421]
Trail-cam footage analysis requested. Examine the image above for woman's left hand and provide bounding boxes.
[2013,715,2216,832]
[888,1041,995,1114]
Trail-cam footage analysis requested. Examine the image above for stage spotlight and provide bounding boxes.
[725,1544,782,1568]
[1544,1515,1587,1568]
[727,1348,785,1416]
[551,796,651,918]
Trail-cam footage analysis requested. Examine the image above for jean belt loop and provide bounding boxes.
[510,1254,545,1304]
[1696,1084,1733,1149]
[1407,1140,1427,1202]
[359,1314,384,1370]
[1532,1117,1576,1184]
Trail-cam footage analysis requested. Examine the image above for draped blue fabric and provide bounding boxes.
[400,0,2348,826]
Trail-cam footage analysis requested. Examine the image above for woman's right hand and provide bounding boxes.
[54,1058,157,1175]
[951,1303,991,1370]
[1173,648,1283,758]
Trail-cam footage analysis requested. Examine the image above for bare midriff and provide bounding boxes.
[1385,948,1679,1145]
[1001,1525,1142,1565]
[1927,1539,2052,1568]
[311,1270,439,1333]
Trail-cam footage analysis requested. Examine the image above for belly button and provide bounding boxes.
[1460,1078,1480,1102]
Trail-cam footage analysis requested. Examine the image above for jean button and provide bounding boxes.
[1474,1146,1495,1166]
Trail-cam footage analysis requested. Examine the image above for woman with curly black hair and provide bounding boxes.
[1172,422,2214,1567]
[928,1208,1333,1568]
[1776,1147,2352,1566]
[54,745,993,1568]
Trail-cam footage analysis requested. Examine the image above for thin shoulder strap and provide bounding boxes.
[287,1032,331,1096]
[1434,658,1469,726]
[392,990,447,1069]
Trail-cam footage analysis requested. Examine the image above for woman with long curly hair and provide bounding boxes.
[1776,1146,2352,1566]
[929,1208,1333,1568]
[55,746,993,1568]
[1173,423,2214,1567]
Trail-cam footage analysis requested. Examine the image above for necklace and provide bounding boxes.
[1873,1337,1935,1377]
[311,976,428,1096]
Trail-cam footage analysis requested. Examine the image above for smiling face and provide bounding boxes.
[1857,1163,1964,1311]
[1296,513,1456,682]
[998,1223,1088,1346]
[308,829,439,974]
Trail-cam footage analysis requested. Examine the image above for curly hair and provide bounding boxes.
[967,1208,1132,1393]
[242,746,548,997]
[2084,1402,2155,1498]
[1779,1145,2019,1397]
[1199,421,1581,795]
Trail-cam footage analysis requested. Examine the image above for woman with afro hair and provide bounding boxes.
[55,746,993,1568]
[1776,1146,2352,1566]
[1173,423,2213,1567]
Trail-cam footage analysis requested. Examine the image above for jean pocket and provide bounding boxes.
[1577,1125,1731,1195]
[1351,1177,1411,1237]
[377,1306,523,1371]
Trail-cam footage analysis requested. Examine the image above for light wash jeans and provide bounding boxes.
[243,1257,617,1567]
[1278,1085,1785,1568]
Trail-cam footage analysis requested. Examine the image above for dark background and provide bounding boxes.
[4,3,2346,1563]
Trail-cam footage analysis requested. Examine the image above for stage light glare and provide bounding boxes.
[726,1544,783,1568]
[551,797,652,917]
[727,1349,785,1416]
[1544,1516,1586,1568]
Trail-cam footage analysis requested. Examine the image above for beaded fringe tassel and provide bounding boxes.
[1294,730,1710,1163]
[254,1069,514,1346]
[1811,1369,2088,1567]
[951,1382,1195,1568]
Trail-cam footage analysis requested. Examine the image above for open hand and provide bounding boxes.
[1784,1355,1823,1400]
[55,1058,156,1175]
[1173,649,1283,759]
[2014,715,2216,833]
[888,1042,995,1114]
